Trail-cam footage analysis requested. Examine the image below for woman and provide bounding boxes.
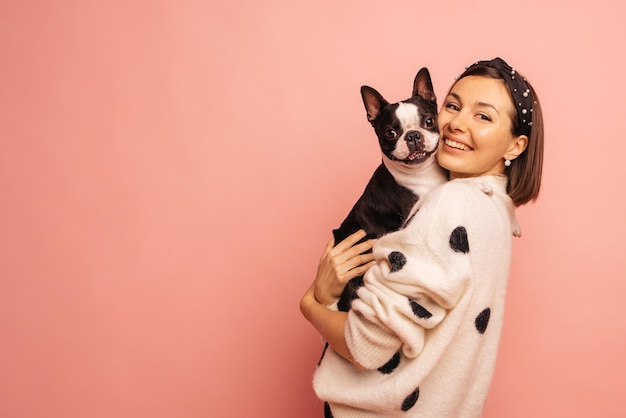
[300,57,544,417]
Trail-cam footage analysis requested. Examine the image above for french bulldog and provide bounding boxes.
[333,67,447,312]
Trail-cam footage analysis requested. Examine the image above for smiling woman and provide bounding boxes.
[300,57,545,417]
[438,76,529,179]
[438,59,544,206]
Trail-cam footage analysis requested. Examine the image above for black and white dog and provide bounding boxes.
[333,68,447,312]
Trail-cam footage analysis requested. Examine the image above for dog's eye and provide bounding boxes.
[425,118,434,128]
[385,128,398,139]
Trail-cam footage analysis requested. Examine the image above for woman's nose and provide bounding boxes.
[448,112,466,131]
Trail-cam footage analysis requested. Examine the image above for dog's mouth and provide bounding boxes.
[408,150,427,161]
[393,148,435,165]
[401,131,440,164]
[401,140,439,164]
[407,151,431,164]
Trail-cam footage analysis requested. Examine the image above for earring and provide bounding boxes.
[504,159,511,167]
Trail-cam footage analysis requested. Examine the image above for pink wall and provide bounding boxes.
[1,1,625,417]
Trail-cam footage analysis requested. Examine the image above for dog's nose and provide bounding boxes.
[406,131,423,145]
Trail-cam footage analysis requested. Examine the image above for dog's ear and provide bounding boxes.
[361,86,388,123]
[413,67,437,104]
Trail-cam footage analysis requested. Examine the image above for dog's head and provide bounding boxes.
[361,68,439,165]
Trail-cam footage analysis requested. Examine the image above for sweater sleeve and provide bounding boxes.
[345,179,508,369]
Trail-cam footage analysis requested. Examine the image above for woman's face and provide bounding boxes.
[436,75,526,179]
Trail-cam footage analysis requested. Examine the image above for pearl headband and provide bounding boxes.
[462,57,534,136]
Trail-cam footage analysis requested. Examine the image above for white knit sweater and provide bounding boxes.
[313,175,520,417]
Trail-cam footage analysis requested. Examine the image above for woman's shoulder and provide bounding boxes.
[426,175,508,204]
[420,175,514,220]
[423,175,520,236]
[448,175,506,194]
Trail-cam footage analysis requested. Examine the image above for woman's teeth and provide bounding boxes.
[444,138,471,151]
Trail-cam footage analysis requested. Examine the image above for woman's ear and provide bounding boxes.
[506,135,528,161]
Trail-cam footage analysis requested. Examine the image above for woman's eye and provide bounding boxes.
[478,113,492,122]
[445,103,460,111]
[385,129,397,139]
[425,118,434,128]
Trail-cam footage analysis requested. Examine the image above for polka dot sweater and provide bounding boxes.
[313,175,521,417]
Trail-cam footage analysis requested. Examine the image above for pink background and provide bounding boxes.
[1,1,625,417]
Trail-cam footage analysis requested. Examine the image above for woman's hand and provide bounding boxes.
[311,229,377,306]
[299,229,375,368]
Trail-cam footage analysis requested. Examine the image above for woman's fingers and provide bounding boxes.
[334,240,376,271]
[331,230,374,259]
[339,251,375,281]
[313,230,377,304]
[350,238,376,257]
[350,259,376,278]
[327,231,376,283]
[333,229,367,251]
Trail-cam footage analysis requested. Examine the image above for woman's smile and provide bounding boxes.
[442,137,473,151]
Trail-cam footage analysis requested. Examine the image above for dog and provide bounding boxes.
[333,67,447,312]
